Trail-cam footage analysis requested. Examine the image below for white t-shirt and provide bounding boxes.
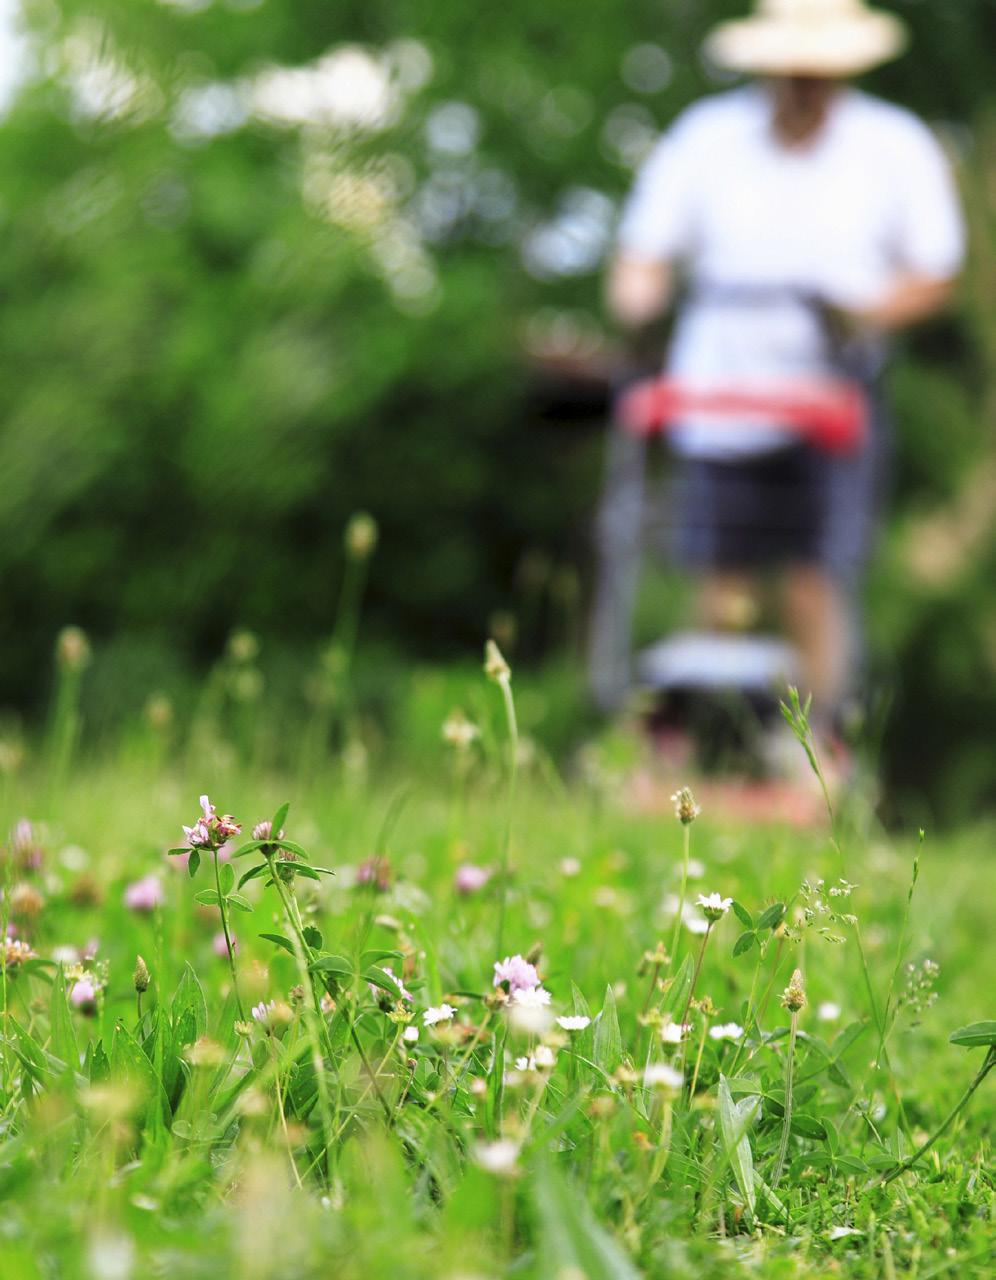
[617,87,966,457]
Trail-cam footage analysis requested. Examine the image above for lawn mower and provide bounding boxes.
[587,344,872,792]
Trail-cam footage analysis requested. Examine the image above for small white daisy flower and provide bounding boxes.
[423,1003,457,1027]
[473,1139,520,1176]
[644,1062,684,1092]
[696,892,732,923]
[708,1022,744,1042]
[511,985,552,1008]
[661,1021,690,1045]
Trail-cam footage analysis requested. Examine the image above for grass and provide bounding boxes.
[0,648,993,1280]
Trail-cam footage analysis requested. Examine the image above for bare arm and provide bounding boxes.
[605,254,674,330]
[849,272,957,333]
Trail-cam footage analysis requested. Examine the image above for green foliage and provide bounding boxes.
[2,659,994,1279]
[0,4,993,823]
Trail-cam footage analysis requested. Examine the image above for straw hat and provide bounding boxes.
[704,0,908,78]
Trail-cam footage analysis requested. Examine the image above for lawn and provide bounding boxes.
[0,653,993,1280]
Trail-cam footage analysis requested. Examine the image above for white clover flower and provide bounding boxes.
[249,1000,291,1032]
[660,1021,690,1045]
[556,1015,591,1032]
[644,1062,684,1092]
[423,1003,457,1027]
[696,892,732,923]
[473,1139,520,1176]
[533,1044,556,1069]
[559,857,582,877]
[402,1025,419,1044]
[708,1022,744,1042]
[817,1001,842,1022]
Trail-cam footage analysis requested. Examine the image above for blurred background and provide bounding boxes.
[0,0,993,823]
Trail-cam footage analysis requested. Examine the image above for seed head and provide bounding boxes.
[344,511,378,560]
[483,639,511,684]
[671,787,700,825]
[781,968,807,1013]
[226,629,260,664]
[56,626,91,673]
[133,955,150,994]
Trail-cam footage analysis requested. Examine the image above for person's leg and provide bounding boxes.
[780,562,849,713]
[696,569,761,632]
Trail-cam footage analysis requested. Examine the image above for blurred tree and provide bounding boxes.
[0,0,993,818]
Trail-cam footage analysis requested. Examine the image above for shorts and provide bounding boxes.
[672,404,889,586]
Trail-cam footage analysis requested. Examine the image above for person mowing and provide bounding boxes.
[606,0,965,753]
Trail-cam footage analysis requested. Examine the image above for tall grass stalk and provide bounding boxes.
[213,850,246,1024]
[486,643,519,958]
[881,1045,996,1185]
[263,853,340,1175]
[668,823,691,978]
[771,1005,799,1189]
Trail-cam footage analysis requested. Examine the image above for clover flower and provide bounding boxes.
[493,954,540,994]
[181,795,241,852]
[356,856,392,892]
[70,977,98,1015]
[423,1003,457,1027]
[817,1001,841,1022]
[251,819,284,844]
[708,1022,744,1042]
[8,819,43,871]
[251,1000,292,1032]
[403,1025,419,1044]
[124,876,164,914]
[9,883,44,918]
[4,937,35,969]
[213,932,237,958]
[455,863,491,895]
[378,965,412,1002]
[696,892,732,923]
